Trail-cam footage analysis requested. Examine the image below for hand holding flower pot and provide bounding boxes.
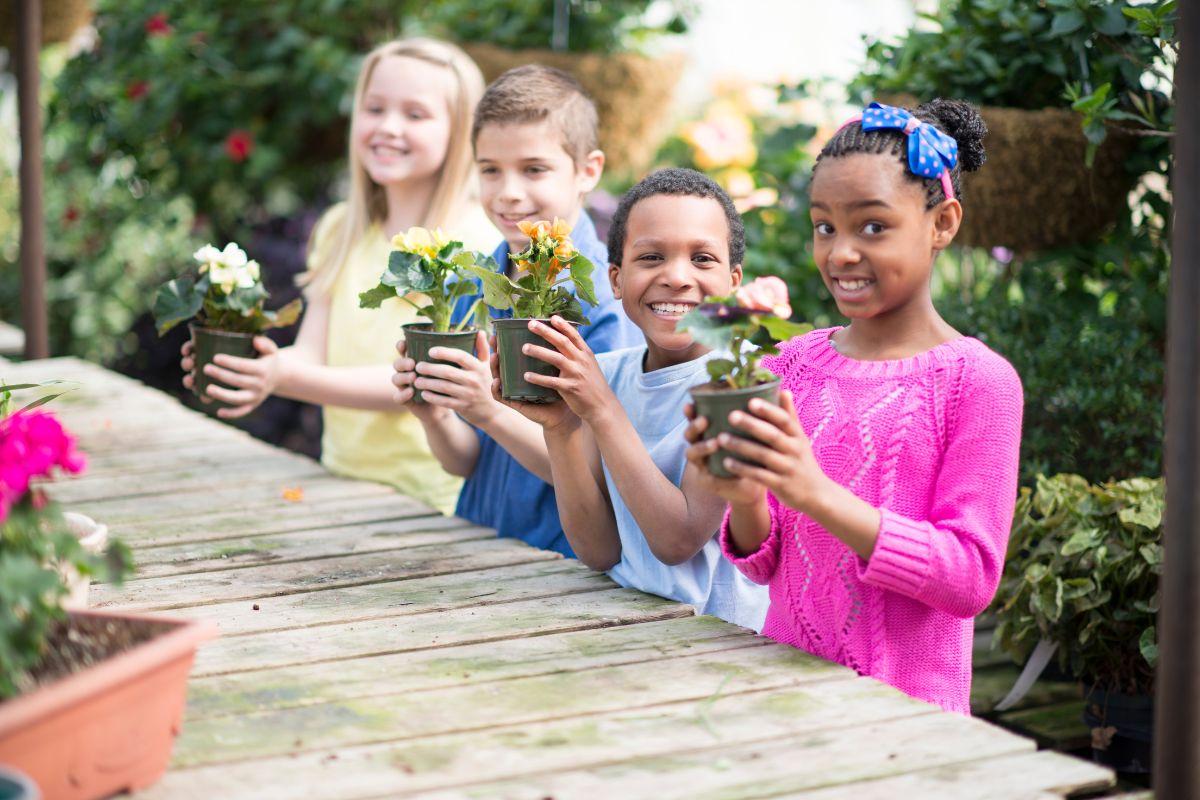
[678,276,810,477]
[359,227,488,404]
[153,243,302,411]
[470,218,598,403]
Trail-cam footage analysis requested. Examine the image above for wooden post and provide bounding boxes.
[16,0,49,360]
[1154,0,1199,793]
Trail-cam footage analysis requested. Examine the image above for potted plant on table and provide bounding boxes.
[678,276,810,477]
[358,227,488,404]
[0,405,217,799]
[470,218,598,403]
[152,242,303,411]
[992,473,1162,773]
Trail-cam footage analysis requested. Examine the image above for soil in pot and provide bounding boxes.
[403,322,478,404]
[188,323,256,411]
[494,318,580,404]
[16,615,175,697]
[689,380,782,478]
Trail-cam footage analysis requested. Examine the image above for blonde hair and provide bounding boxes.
[300,38,485,296]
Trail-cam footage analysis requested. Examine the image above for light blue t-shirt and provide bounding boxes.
[596,346,770,632]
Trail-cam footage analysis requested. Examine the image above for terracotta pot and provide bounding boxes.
[689,380,782,478]
[402,323,478,405]
[59,512,108,610]
[0,611,216,800]
[188,323,256,411]
[462,43,685,181]
[494,318,579,404]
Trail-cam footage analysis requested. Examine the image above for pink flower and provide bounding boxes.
[126,81,149,101]
[736,276,792,318]
[0,410,87,521]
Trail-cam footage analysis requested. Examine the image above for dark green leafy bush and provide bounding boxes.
[993,473,1161,694]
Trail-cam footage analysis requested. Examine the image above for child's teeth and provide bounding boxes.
[652,303,691,314]
[839,279,870,291]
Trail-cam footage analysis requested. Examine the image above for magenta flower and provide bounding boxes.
[0,410,86,524]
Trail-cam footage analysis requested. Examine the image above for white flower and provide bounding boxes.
[219,243,249,269]
[237,260,261,289]
[193,244,222,272]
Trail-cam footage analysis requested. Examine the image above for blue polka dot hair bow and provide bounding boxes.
[853,102,959,200]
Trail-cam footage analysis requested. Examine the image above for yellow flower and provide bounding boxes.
[392,226,450,260]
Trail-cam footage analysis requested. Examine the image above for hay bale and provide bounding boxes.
[959,106,1137,252]
[0,0,93,50]
[463,43,686,181]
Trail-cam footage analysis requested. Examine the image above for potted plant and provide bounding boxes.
[152,242,302,410]
[677,276,810,477]
[470,218,598,403]
[992,473,1162,773]
[849,0,1176,252]
[0,405,216,799]
[358,226,488,404]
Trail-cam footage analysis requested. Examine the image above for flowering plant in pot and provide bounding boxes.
[469,218,598,403]
[152,242,302,410]
[358,227,488,404]
[992,473,1162,773]
[678,276,810,477]
[0,405,216,798]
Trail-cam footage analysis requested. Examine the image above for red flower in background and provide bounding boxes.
[224,130,254,162]
[63,207,80,225]
[126,81,149,100]
[145,13,172,36]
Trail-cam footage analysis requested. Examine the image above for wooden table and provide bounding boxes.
[5,357,1116,799]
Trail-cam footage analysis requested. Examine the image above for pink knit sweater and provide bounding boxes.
[720,328,1023,714]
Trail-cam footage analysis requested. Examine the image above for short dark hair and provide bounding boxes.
[815,98,988,208]
[471,64,599,165]
[607,168,745,266]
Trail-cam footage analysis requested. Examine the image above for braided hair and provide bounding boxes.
[815,98,987,209]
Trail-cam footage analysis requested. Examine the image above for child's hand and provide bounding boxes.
[180,340,202,399]
[683,402,768,508]
[195,336,282,419]
[391,339,448,422]
[403,330,497,426]
[520,317,618,426]
[708,390,827,513]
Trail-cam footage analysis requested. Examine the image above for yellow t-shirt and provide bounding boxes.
[316,202,499,515]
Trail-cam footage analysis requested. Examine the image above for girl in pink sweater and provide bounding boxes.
[684,98,1023,714]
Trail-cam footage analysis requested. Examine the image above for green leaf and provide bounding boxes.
[1048,9,1085,36]
[1120,503,1162,530]
[1139,626,1158,668]
[226,283,269,313]
[263,298,303,330]
[468,265,516,311]
[358,284,397,309]
[677,309,735,352]
[383,250,436,293]
[759,316,813,343]
[1061,527,1100,556]
[447,278,479,302]
[567,253,598,307]
[152,278,204,335]
[706,358,737,384]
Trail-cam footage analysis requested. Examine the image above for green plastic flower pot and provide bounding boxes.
[189,323,256,412]
[494,318,578,404]
[689,379,781,478]
[403,322,478,404]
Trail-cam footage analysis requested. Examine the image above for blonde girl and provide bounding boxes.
[182,38,497,514]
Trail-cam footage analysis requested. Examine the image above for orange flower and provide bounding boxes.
[517,220,550,239]
[553,239,576,261]
[546,258,565,281]
[281,486,305,502]
[549,217,572,240]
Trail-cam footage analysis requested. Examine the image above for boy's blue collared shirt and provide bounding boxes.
[451,212,641,556]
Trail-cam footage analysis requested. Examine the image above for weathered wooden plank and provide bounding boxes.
[784,750,1114,799]
[75,474,403,525]
[173,643,851,768]
[68,438,293,477]
[185,614,763,720]
[47,453,329,505]
[138,678,934,799]
[995,700,1091,752]
[190,588,693,676]
[114,492,432,547]
[971,663,1084,716]
[155,560,608,636]
[95,538,560,611]
[406,712,1037,800]
[131,517,495,579]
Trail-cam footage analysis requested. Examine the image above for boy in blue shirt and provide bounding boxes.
[498,168,769,631]
[392,65,639,555]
